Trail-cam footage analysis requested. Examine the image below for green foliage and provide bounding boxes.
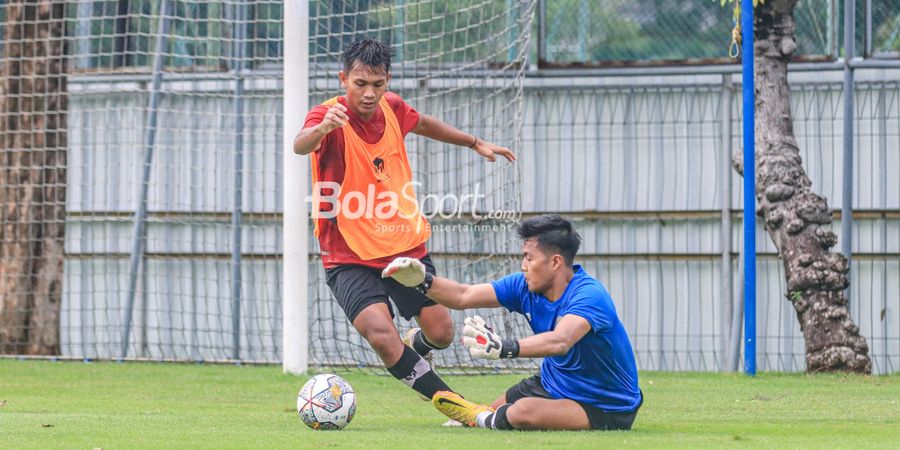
[545,0,733,63]
[63,1,282,71]
[366,0,522,65]
[716,0,833,56]
[43,0,854,71]
[717,0,742,24]
[2,360,899,449]
[872,1,900,53]
[309,0,380,61]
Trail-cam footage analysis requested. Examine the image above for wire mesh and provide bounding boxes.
[35,1,283,362]
[539,0,839,66]
[305,0,538,373]
[0,1,897,375]
[871,0,900,57]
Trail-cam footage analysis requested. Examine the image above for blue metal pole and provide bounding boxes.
[841,0,856,304]
[121,0,170,359]
[741,0,756,377]
[230,0,248,362]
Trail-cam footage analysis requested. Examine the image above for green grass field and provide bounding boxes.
[1,359,898,449]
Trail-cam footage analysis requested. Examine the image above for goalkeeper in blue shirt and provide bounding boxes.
[383,214,643,431]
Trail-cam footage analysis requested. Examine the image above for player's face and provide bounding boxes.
[339,63,390,120]
[520,239,554,294]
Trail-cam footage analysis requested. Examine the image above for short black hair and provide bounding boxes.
[517,214,581,266]
[341,39,391,74]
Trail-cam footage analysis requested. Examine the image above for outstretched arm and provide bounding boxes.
[427,277,500,310]
[412,114,516,162]
[381,257,500,310]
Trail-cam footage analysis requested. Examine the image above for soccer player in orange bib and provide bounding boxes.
[293,39,515,405]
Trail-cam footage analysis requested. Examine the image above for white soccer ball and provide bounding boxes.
[296,374,356,430]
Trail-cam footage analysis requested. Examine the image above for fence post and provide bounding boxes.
[121,0,171,359]
[229,0,249,362]
[841,0,856,306]
[864,0,872,57]
[537,0,546,64]
[719,74,735,371]
[741,0,756,377]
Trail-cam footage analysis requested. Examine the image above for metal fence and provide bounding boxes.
[535,0,900,65]
[49,67,900,373]
[1,1,898,374]
[516,69,899,373]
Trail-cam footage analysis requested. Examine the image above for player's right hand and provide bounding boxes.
[317,103,349,134]
[381,257,426,287]
[462,315,520,360]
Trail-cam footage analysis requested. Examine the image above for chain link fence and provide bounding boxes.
[1,0,897,374]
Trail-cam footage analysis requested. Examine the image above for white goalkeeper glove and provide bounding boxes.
[462,315,520,360]
[381,257,433,294]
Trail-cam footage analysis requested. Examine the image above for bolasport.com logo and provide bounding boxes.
[306,181,521,233]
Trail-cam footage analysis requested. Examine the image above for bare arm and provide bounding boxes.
[380,257,501,310]
[516,315,592,358]
[292,103,349,155]
[292,126,328,155]
[426,276,501,310]
[412,114,516,162]
[463,313,592,360]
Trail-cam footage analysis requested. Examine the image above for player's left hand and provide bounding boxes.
[472,139,516,163]
[462,315,520,359]
[381,257,426,287]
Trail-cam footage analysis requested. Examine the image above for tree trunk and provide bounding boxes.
[0,1,67,355]
[737,0,871,373]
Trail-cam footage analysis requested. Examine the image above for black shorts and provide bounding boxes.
[505,375,642,431]
[325,254,438,322]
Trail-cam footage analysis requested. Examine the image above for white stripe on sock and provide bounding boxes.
[400,356,432,388]
[475,411,493,429]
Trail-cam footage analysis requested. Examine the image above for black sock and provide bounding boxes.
[411,329,446,356]
[482,403,515,430]
[386,346,452,399]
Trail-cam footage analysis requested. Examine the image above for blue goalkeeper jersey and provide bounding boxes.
[491,266,641,413]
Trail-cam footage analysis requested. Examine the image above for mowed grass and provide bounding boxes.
[1,359,898,449]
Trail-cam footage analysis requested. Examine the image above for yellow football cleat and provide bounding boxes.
[431,391,493,427]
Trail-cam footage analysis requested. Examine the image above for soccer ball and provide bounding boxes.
[296,374,356,430]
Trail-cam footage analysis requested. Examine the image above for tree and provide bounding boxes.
[0,1,67,355]
[735,0,871,372]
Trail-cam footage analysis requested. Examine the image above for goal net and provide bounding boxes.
[305,0,536,372]
[0,0,536,372]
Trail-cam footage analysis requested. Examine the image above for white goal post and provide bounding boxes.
[282,0,536,374]
[282,0,310,375]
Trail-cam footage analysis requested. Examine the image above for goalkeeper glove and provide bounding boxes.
[462,315,520,360]
[381,257,433,294]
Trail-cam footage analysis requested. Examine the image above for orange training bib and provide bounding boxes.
[310,96,430,260]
